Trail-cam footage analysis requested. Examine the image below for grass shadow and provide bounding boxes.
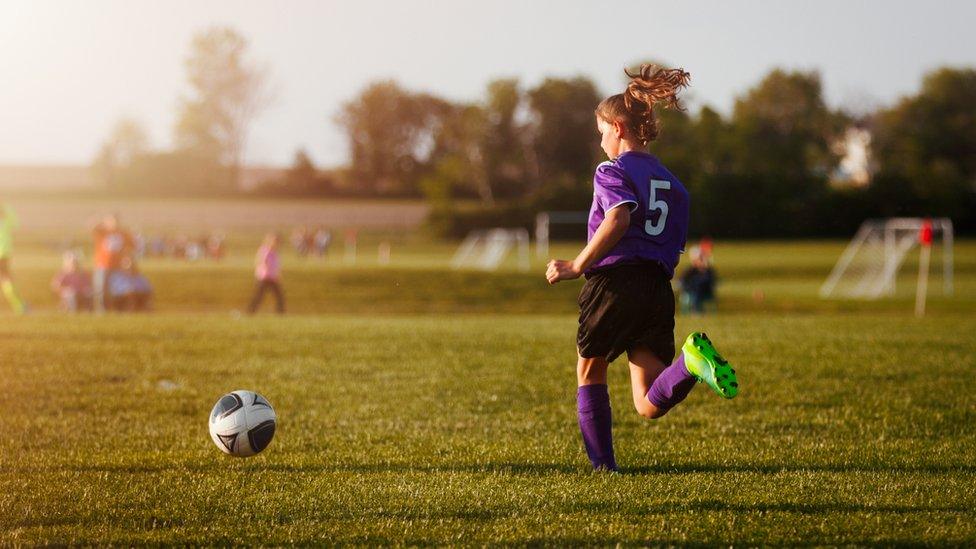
[620,463,976,475]
[15,460,976,477]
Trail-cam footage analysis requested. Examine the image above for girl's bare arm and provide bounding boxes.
[546,206,630,284]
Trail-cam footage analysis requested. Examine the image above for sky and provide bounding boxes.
[0,0,974,168]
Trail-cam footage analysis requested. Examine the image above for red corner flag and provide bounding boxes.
[919,219,933,247]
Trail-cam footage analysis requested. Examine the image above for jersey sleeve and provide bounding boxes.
[594,163,638,213]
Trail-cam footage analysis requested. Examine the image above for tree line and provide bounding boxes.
[337,66,975,238]
[93,27,270,197]
[94,27,976,237]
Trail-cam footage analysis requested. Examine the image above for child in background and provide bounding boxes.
[248,233,285,314]
[109,257,153,312]
[0,203,27,314]
[51,252,93,312]
[92,213,134,313]
[546,64,739,471]
[679,246,717,314]
[313,227,332,258]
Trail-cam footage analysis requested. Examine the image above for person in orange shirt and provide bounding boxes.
[91,213,134,313]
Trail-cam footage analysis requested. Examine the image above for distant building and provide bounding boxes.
[832,126,875,188]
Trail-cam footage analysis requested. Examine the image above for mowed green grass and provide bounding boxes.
[1,313,975,545]
[2,221,976,544]
[7,238,976,315]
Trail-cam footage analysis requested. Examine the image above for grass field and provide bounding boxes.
[2,314,975,544]
[0,205,975,544]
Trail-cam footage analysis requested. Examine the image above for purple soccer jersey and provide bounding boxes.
[586,151,689,278]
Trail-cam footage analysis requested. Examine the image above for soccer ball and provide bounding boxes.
[208,390,277,457]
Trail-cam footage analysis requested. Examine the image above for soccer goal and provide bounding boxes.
[451,228,531,271]
[534,211,588,259]
[819,218,953,300]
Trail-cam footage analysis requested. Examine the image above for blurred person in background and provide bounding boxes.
[91,213,134,313]
[51,251,93,312]
[291,227,310,256]
[0,203,27,314]
[679,245,717,314]
[108,257,153,312]
[185,238,204,261]
[313,226,332,258]
[206,232,226,260]
[248,232,285,314]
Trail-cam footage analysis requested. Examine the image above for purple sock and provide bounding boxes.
[646,353,697,414]
[577,384,617,471]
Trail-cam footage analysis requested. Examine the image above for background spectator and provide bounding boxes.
[680,245,717,314]
[248,232,285,314]
[92,214,134,313]
[108,257,153,312]
[51,252,93,312]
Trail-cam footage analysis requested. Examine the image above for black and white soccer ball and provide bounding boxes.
[208,390,277,457]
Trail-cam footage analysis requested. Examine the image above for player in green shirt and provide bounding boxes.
[0,204,26,314]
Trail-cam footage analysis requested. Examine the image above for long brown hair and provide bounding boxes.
[595,64,691,145]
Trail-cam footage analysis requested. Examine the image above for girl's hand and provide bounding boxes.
[546,259,582,285]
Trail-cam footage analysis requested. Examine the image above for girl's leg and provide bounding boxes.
[576,355,616,471]
[643,348,697,417]
[247,280,267,313]
[626,346,669,419]
[92,268,106,313]
[270,281,285,314]
[0,259,25,315]
[0,277,25,314]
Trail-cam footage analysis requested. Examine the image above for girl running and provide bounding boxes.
[248,233,285,315]
[0,203,27,315]
[546,64,738,471]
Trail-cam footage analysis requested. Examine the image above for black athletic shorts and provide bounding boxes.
[577,262,676,364]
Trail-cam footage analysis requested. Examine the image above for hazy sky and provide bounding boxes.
[1,0,974,168]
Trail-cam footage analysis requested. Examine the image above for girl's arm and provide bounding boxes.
[546,206,630,284]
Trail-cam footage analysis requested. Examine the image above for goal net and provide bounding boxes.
[820,218,953,299]
[451,228,531,271]
[534,211,588,259]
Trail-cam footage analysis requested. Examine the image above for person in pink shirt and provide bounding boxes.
[247,233,285,314]
[51,252,93,312]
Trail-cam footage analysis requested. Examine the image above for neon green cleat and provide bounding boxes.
[682,332,738,399]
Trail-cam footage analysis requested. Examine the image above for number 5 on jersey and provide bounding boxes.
[645,179,670,236]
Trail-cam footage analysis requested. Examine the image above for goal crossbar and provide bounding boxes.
[820,217,953,299]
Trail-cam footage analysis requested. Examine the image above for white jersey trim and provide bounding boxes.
[606,200,639,213]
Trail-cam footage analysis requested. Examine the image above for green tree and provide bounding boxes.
[283,149,319,195]
[482,78,530,200]
[693,106,732,176]
[337,81,445,195]
[91,118,150,189]
[425,79,532,204]
[686,69,845,236]
[526,76,602,208]
[871,67,976,225]
[729,69,841,178]
[174,27,271,191]
[426,103,493,203]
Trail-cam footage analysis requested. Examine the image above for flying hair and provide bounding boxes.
[595,64,691,145]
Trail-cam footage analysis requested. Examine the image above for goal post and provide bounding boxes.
[451,228,531,271]
[820,217,953,300]
[535,211,588,259]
